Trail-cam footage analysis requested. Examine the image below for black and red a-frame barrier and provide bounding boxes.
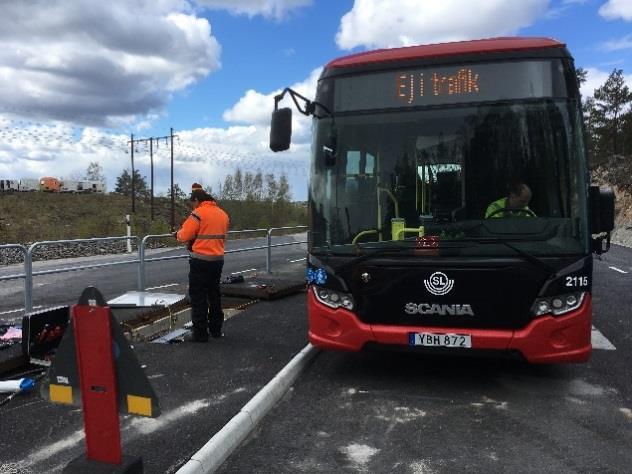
[41,287,161,473]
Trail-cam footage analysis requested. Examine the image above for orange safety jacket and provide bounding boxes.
[176,201,229,261]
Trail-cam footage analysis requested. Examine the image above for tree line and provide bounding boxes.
[579,67,632,168]
[113,168,306,230]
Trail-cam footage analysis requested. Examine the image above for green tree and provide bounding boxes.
[233,169,243,200]
[170,183,187,201]
[212,168,306,229]
[243,172,254,200]
[277,174,291,202]
[221,175,235,200]
[265,173,278,202]
[593,69,632,156]
[583,96,608,167]
[86,162,106,183]
[114,169,149,198]
[576,67,588,90]
[623,110,632,158]
[252,171,264,201]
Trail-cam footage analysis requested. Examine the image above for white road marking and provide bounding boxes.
[146,283,179,290]
[608,266,628,274]
[26,428,85,463]
[592,325,616,350]
[128,399,210,435]
[289,257,307,263]
[24,399,210,469]
[231,268,257,274]
[0,305,42,315]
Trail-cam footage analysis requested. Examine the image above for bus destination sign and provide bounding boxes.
[397,68,480,104]
[333,60,561,112]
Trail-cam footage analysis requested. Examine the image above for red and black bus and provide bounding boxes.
[270,37,614,363]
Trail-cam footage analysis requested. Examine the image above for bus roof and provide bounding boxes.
[326,37,565,69]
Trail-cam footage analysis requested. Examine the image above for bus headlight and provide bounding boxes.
[313,286,355,311]
[532,292,585,316]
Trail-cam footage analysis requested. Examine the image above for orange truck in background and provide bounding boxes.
[40,177,61,192]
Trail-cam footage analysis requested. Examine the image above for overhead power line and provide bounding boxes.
[128,129,178,227]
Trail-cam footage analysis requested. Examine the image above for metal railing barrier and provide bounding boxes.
[266,226,308,273]
[2,226,307,315]
[25,236,140,313]
[0,244,28,312]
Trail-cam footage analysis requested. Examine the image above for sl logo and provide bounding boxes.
[424,271,454,296]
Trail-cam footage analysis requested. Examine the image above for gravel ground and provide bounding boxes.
[610,226,632,248]
[0,240,174,266]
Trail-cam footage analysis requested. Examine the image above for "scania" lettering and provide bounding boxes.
[405,303,474,316]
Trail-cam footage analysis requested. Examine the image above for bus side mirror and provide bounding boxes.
[270,108,292,152]
[590,185,615,233]
[590,185,615,254]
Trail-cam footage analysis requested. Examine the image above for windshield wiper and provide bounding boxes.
[326,237,555,278]
[330,238,484,273]
[332,243,420,273]
[459,237,556,277]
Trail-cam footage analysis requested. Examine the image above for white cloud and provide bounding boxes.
[545,0,588,19]
[0,58,317,199]
[193,0,311,19]
[0,120,128,190]
[223,67,322,144]
[601,34,632,51]
[157,66,319,197]
[168,69,322,196]
[0,1,221,127]
[581,67,632,98]
[335,0,550,50]
[599,0,632,21]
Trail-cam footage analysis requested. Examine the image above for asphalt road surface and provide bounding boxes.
[218,244,632,473]
[2,242,631,473]
[0,233,307,323]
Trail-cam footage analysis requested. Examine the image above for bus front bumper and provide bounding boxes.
[307,290,592,364]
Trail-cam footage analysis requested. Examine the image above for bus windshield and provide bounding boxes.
[309,99,589,257]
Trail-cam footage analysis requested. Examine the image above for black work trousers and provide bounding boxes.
[188,257,224,339]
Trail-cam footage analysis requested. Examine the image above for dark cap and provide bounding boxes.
[190,184,214,202]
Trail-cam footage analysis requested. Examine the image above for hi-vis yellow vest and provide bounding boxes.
[485,197,534,218]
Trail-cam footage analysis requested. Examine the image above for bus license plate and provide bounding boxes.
[409,333,472,348]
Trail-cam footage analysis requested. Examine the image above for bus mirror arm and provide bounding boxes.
[270,88,334,153]
[273,87,332,118]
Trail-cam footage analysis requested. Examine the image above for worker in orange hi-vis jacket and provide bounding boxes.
[175,183,230,342]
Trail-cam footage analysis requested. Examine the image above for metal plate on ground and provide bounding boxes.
[151,328,190,344]
[107,291,185,308]
[221,278,305,300]
[222,296,258,310]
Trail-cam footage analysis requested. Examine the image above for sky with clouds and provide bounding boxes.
[0,0,631,200]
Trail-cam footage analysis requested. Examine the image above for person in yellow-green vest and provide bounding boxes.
[485,180,535,218]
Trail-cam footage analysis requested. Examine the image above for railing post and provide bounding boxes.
[266,228,273,274]
[25,243,36,313]
[126,215,132,253]
[138,236,146,291]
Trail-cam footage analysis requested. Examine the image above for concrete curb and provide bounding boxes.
[176,343,320,473]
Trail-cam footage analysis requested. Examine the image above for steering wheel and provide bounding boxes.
[485,207,536,219]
